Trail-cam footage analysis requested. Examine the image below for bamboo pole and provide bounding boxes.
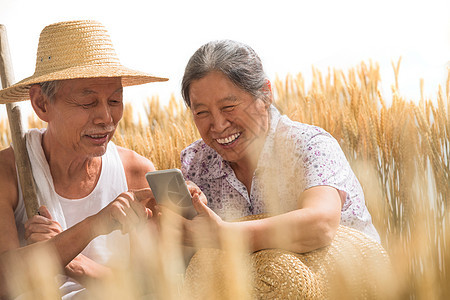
[0,24,39,218]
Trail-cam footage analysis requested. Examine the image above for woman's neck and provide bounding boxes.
[230,136,266,195]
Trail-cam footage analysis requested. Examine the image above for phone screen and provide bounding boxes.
[145,169,196,219]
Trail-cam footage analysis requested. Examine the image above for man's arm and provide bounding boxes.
[0,147,21,255]
[24,205,114,284]
[0,144,153,296]
[60,147,156,282]
[1,189,152,291]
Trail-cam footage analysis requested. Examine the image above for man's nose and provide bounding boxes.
[93,102,112,125]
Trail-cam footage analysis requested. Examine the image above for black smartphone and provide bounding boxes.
[145,168,196,219]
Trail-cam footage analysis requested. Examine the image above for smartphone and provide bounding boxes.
[145,168,196,219]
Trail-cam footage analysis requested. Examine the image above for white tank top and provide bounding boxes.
[14,141,129,299]
[56,142,129,265]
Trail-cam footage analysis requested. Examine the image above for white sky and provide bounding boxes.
[0,0,449,121]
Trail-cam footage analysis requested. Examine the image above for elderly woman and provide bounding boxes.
[179,40,380,253]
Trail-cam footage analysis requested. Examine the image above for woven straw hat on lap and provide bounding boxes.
[183,215,395,300]
[0,20,168,104]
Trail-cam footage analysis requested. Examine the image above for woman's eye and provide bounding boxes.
[195,111,208,117]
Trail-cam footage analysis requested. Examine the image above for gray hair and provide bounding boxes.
[181,40,271,107]
[39,80,61,103]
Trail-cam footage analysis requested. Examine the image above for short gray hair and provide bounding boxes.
[39,80,61,103]
[181,40,271,107]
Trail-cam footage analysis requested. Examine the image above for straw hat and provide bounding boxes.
[183,215,395,299]
[0,20,168,104]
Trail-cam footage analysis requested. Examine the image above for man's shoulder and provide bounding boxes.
[116,146,155,189]
[0,146,16,176]
[116,145,145,161]
[0,147,19,208]
[116,146,155,171]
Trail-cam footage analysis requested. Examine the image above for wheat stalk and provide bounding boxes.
[0,61,448,298]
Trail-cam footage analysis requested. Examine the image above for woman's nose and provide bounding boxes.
[210,112,231,133]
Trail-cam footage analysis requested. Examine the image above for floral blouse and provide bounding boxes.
[181,105,380,242]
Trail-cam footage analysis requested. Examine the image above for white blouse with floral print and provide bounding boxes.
[181,105,380,242]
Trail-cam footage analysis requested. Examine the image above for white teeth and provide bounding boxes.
[89,134,107,138]
[216,133,241,145]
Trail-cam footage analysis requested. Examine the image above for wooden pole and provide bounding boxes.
[0,24,39,218]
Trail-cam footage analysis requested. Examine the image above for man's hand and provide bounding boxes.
[91,190,155,236]
[24,206,62,244]
[132,188,159,216]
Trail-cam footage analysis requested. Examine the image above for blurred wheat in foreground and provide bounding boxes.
[0,60,448,299]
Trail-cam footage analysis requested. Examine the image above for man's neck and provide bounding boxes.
[41,132,102,199]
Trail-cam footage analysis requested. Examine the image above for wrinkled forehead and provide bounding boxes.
[59,77,123,89]
[54,77,123,97]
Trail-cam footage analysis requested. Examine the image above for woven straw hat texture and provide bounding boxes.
[183,215,394,300]
[0,20,167,104]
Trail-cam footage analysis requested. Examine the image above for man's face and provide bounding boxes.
[189,71,270,165]
[45,77,123,157]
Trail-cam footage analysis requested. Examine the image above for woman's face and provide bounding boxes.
[189,71,271,165]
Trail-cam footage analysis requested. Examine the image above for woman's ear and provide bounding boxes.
[29,85,50,122]
[264,79,273,108]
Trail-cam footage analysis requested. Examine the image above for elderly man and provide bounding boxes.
[0,20,166,298]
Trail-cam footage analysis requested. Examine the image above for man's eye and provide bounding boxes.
[222,105,235,112]
[81,102,95,109]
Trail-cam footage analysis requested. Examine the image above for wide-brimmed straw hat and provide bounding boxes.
[0,20,168,104]
[183,215,395,299]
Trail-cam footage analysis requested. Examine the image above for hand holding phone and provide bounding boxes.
[145,169,196,219]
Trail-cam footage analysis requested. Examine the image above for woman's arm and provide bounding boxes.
[183,185,342,253]
[233,186,342,252]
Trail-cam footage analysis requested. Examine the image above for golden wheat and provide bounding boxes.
[0,61,448,299]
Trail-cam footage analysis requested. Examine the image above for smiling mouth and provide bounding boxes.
[85,133,109,140]
[216,132,241,145]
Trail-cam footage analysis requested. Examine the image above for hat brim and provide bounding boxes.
[183,217,392,299]
[0,64,168,104]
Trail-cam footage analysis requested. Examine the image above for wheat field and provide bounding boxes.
[0,60,448,299]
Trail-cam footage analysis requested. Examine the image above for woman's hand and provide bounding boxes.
[182,192,225,248]
[157,182,223,248]
[24,206,62,244]
[186,181,207,205]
